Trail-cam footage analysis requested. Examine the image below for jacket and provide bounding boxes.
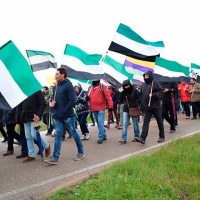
[119,80,140,113]
[75,83,90,115]
[51,79,76,119]
[189,82,200,102]
[160,82,178,104]
[88,83,113,112]
[141,71,163,110]
[2,107,16,124]
[21,90,46,123]
[178,82,190,102]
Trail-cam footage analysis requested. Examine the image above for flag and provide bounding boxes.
[101,51,133,88]
[108,23,164,60]
[154,57,190,82]
[26,50,57,86]
[191,63,200,76]
[68,77,92,91]
[0,41,42,110]
[61,44,104,80]
[26,50,57,71]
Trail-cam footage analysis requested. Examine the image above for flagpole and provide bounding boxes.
[148,81,154,106]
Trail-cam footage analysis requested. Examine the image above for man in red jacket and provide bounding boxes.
[86,79,113,144]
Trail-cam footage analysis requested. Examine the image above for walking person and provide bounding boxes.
[44,67,85,165]
[74,83,90,140]
[20,90,51,163]
[135,71,165,144]
[0,109,8,142]
[2,107,20,156]
[189,78,200,119]
[160,81,178,133]
[42,86,54,135]
[118,80,140,144]
[178,81,191,119]
[86,79,113,144]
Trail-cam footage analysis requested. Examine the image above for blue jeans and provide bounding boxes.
[53,116,84,160]
[121,112,140,141]
[24,122,49,157]
[93,110,106,140]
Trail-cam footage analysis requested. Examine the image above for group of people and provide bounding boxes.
[1,67,200,166]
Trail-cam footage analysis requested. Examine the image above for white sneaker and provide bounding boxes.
[85,133,90,140]
[80,135,86,140]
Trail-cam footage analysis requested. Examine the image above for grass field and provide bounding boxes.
[46,134,200,200]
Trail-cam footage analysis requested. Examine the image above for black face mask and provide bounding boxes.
[144,77,152,84]
[124,87,132,92]
[92,80,100,87]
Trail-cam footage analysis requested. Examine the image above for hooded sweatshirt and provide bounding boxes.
[140,71,163,110]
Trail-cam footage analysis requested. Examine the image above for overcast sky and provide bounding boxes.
[0,0,200,67]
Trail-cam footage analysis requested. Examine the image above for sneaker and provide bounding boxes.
[91,123,95,126]
[185,116,189,119]
[81,135,86,140]
[119,140,127,144]
[13,141,21,145]
[135,137,146,144]
[157,138,165,143]
[97,139,103,144]
[191,117,197,120]
[117,125,123,130]
[1,138,8,143]
[170,130,176,133]
[85,133,90,140]
[51,132,55,137]
[44,157,58,165]
[74,153,85,161]
[45,132,51,136]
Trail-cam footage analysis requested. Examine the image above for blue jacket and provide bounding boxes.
[51,79,76,119]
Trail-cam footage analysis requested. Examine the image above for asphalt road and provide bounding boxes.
[0,113,200,200]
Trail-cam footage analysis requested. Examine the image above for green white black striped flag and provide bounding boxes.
[0,41,42,109]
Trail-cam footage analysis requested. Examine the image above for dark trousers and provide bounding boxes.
[43,113,54,133]
[191,102,200,118]
[6,123,20,151]
[182,102,190,117]
[0,127,7,139]
[162,103,176,131]
[78,113,89,136]
[107,108,119,125]
[140,108,165,140]
[89,112,95,124]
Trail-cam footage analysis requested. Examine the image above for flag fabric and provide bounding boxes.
[26,50,57,71]
[108,23,164,60]
[26,50,57,86]
[61,44,104,80]
[191,63,200,76]
[124,56,155,73]
[0,41,42,110]
[68,77,92,91]
[101,51,133,88]
[154,57,190,82]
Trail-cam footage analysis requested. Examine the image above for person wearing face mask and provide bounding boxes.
[135,71,165,144]
[118,80,140,144]
[86,79,113,144]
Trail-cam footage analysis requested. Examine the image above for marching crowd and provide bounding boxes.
[1,67,200,165]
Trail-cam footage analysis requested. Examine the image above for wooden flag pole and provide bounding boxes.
[148,81,154,107]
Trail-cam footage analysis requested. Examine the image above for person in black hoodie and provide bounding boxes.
[135,71,165,144]
[118,80,140,144]
[160,81,178,133]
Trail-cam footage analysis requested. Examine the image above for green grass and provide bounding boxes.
[46,134,200,200]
